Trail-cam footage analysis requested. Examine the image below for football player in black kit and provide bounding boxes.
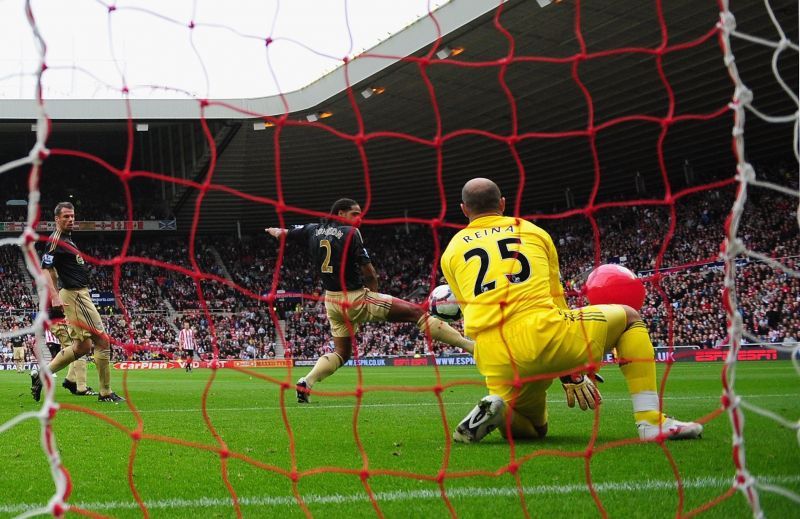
[266,198,474,403]
[31,201,124,403]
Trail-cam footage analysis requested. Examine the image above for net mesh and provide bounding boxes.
[0,0,798,517]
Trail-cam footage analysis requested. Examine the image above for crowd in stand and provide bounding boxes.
[1,162,797,362]
[0,248,37,312]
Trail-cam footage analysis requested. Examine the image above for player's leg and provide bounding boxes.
[61,340,94,396]
[552,304,702,440]
[50,321,77,393]
[70,358,94,395]
[46,290,93,373]
[297,336,350,403]
[13,347,23,372]
[70,289,122,402]
[91,332,120,401]
[32,334,91,402]
[45,342,61,360]
[40,328,90,378]
[382,294,474,353]
[607,305,702,440]
[62,346,91,395]
[508,305,698,440]
[455,377,551,443]
[498,380,551,441]
[296,292,353,403]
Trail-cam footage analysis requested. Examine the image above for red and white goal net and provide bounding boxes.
[0,0,797,517]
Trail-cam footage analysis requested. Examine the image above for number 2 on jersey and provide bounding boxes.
[463,237,531,297]
[320,239,334,273]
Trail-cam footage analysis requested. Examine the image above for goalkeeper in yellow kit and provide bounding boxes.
[442,178,703,443]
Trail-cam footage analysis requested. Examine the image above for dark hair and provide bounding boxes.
[329,198,358,216]
[462,181,501,214]
[54,201,74,217]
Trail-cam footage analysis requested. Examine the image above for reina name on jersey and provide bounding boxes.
[460,225,516,243]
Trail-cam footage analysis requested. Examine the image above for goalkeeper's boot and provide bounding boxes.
[98,392,125,404]
[62,378,79,395]
[637,416,703,441]
[453,395,504,443]
[296,378,310,404]
[30,368,43,402]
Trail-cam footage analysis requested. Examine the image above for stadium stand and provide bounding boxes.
[1,162,796,361]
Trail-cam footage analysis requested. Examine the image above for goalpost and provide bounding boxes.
[0,0,797,517]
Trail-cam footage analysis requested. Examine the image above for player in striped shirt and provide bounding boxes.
[178,322,196,372]
[10,325,26,373]
[44,327,62,360]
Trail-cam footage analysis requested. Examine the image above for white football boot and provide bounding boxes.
[637,416,703,440]
[453,395,505,443]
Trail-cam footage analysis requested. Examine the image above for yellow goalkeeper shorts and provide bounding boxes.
[475,305,627,419]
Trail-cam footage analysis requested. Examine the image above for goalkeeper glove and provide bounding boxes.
[560,373,604,411]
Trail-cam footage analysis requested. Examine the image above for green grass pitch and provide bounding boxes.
[1,361,797,518]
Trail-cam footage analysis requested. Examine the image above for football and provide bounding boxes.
[429,284,463,321]
[584,264,646,310]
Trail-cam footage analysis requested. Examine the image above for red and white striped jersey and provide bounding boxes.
[179,328,196,350]
[45,328,59,345]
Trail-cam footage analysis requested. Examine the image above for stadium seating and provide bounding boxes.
[1,163,797,360]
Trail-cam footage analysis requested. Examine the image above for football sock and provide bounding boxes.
[48,347,77,373]
[615,321,663,424]
[416,314,474,352]
[71,358,88,392]
[94,348,112,396]
[305,352,343,386]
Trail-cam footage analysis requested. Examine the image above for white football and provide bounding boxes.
[429,284,462,322]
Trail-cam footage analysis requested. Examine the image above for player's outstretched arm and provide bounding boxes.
[265,227,287,239]
[560,373,604,410]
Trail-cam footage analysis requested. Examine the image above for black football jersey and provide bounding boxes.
[40,230,90,289]
[287,223,371,291]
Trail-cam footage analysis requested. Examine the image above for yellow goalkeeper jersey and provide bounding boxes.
[440,215,568,338]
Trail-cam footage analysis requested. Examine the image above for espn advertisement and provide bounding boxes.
[103,349,792,370]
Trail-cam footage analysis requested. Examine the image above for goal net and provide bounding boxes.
[0,0,797,517]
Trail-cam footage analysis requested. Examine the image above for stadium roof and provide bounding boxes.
[0,1,494,119]
[0,0,797,233]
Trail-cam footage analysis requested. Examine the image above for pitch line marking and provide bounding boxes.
[85,393,800,414]
[2,475,798,514]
